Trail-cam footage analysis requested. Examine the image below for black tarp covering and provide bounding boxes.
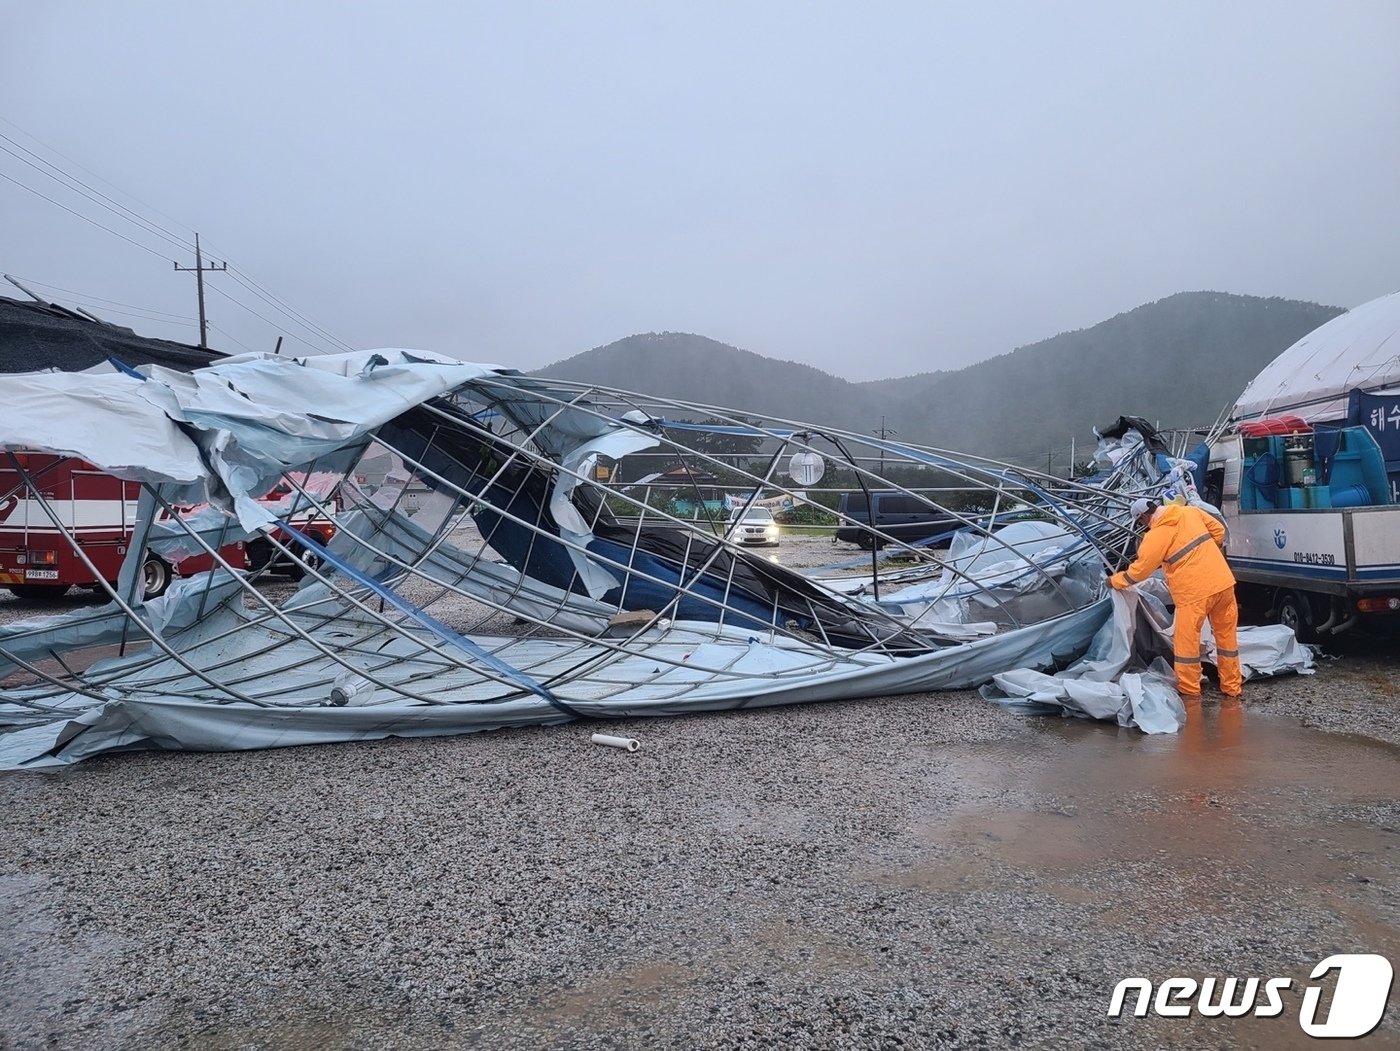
[1092,414,1170,456]
[0,296,224,374]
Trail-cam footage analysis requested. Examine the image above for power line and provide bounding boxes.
[223,267,352,353]
[205,282,314,350]
[231,267,353,351]
[206,322,258,355]
[0,170,173,261]
[207,282,340,356]
[2,120,353,356]
[64,302,196,325]
[0,134,192,253]
[0,116,198,246]
[2,161,334,353]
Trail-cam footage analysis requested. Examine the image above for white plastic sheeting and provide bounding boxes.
[0,369,207,484]
[887,521,1089,603]
[982,584,1314,734]
[3,349,496,527]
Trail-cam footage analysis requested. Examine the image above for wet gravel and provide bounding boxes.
[1,539,1397,1050]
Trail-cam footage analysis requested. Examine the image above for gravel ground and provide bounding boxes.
[1,536,1397,1050]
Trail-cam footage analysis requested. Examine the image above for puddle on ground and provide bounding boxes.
[526,961,693,1021]
[880,705,1399,938]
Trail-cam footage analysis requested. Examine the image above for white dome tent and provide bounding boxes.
[1231,289,1400,424]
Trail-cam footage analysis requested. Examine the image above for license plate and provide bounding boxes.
[25,569,59,580]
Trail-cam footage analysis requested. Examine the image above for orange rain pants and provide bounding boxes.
[1172,585,1243,698]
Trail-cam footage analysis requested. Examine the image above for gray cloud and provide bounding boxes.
[4,0,1398,377]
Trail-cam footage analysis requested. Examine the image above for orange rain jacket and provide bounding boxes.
[1109,504,1235,605]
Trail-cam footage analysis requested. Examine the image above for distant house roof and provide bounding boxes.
[0,295,226,374]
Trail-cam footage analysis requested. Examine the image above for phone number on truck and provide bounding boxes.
[1293,551,1337,566]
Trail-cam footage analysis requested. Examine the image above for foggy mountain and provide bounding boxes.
[534,292,1344,466]
[536,332,868,428]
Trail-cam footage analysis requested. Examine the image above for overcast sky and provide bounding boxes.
[4,1,1399,379]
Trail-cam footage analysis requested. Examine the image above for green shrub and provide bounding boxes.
[776,504,837,526]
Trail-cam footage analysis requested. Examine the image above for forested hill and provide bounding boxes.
[535,332,869,428]
[876,292,1344,464]
[534,292,1343,466]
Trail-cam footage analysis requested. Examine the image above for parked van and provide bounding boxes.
[835,490,962,549]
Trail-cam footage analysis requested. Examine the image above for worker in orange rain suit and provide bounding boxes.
[1109,497,1243,699]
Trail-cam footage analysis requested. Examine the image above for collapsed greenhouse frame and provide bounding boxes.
[0,351,1207,767]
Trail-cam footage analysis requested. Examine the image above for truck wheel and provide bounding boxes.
[7,585,72,601]
[1274,590,1315,642]
[285,546,324,581]
[141,554,172,600]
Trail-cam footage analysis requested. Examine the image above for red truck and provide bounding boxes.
[0,453,337,601]
[244,486,339,581]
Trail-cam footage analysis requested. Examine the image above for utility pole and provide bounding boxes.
[174,233,226,348]
[872,416,898,475]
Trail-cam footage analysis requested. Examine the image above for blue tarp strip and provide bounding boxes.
[107,356,147,380]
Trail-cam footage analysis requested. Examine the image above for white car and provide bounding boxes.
[725,505,780,546]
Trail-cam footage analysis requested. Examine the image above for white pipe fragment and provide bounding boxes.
[591,733,640,752]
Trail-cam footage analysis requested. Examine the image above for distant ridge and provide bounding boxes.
[535,332,865,426]
[534,292,1344,465]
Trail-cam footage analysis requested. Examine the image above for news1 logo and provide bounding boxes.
[1108,954,1393,1038]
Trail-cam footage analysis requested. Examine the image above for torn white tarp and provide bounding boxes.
[0,369,207,484]
[1223,624,1315,678]
[550,429,661,599]
[0,350,500,528]
[984,663,1185,734]
[981,590,1187,733]
[889,522,1088,604]
[981,586,1314,733]
[138,351,499,529]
